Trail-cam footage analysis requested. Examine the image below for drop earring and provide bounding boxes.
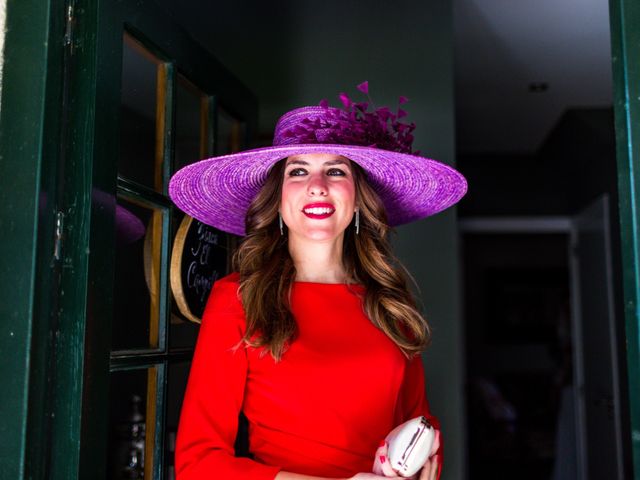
[279,212,284,236]
[355,209,360,235]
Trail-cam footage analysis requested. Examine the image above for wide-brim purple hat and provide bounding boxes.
[170,94,467,236]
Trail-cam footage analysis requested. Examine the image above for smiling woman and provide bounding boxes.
[168,85,467,480]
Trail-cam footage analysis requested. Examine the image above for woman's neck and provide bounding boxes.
[287,234,347,284]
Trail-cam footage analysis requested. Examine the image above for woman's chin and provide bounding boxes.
[290,227,346,244]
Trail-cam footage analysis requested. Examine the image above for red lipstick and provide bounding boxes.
[302,202,335,219]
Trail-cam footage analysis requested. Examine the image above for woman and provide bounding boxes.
[169,86,467,480]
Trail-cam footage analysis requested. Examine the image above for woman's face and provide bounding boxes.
[280,153,356,243]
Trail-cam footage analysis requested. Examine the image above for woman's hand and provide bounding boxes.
[372,441,406,478]
[372,429,441,480]
[418,428,441,480]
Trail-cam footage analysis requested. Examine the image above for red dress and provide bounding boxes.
[175,273,441,479]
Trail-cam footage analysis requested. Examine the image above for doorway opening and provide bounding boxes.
[453,0,630,477]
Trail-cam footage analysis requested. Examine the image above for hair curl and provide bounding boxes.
[232,159,431,361]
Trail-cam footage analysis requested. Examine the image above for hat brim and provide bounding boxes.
[169,144,467,236]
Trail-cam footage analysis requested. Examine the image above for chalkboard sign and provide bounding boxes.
[170,215,228,323]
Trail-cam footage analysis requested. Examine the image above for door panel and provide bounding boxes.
[63,1,257,478]
[0,0,68,477]
[570,195,624,479]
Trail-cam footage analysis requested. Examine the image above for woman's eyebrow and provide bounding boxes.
[324,159,349,166]
[285,159,349,167]
[285,159,309,166]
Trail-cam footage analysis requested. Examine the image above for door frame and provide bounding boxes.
[609,0,640,477]
[0,0,68,478]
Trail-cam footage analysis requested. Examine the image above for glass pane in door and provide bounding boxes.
[164,361,192,479]
[119,33,167,192]
[108,367,159,480]
[113,195,165,351]
[174,75,209,172]
[169,76,210,349]
[217,106,246,155]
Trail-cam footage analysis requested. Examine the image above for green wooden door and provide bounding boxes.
[1,0,256,479]
[76,2,257,479]
[0,0,70,478]
[609,0,640,478]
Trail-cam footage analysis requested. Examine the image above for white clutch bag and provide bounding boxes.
[385,416,435,477]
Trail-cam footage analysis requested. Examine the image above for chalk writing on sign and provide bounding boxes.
[171,216,227,321]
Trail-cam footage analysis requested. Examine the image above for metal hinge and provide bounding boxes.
[63,2,75,54]
[53,211,65,262]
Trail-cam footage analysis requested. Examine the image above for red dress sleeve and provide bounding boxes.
[398,354,443,480]
[175,275,282,480]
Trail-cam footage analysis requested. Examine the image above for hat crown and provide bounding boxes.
[272,105,415,154]
[273,106,335,146]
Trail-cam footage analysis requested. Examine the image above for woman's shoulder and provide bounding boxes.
[199,272,248,339]
[215,271,241,287]
[204,272,243,313]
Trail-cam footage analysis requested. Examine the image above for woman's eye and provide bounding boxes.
[288,168,307,176]
[327,168,346,176]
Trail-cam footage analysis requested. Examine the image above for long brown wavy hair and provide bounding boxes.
[232,158,431,361]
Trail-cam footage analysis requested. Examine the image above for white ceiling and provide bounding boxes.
[454,0,613,154]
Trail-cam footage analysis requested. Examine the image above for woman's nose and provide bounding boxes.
[307,174,328,196]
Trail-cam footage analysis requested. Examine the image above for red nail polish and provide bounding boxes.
[380,455,386,464]
[379,440,386,448]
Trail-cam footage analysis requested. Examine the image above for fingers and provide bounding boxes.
[432,429,442,480]
[426,454,441,480]
[419,457,441,480]
[373,453,398,477]
[379,453,399,477]
[372,440,399,477]
[433,457,441,480]
[419,459,433,480]
[420,429,441,480]
[429,429,441,457]
[427,429,442,480]
[372,440,386,475]
[417,429,441,480]
[373,433,441,479]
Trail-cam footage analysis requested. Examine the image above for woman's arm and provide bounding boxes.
[175,277,281,479]
[398,355,441,431]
